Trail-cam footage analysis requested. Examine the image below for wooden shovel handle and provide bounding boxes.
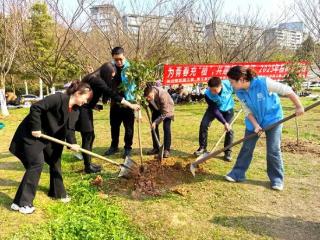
[40,133,121,167]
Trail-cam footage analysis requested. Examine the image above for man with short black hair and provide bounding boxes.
[105,47,136,158]
[144,85,174,158]
[194,77,235,161]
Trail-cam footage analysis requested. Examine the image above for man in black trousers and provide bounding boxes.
[105,47,136,158]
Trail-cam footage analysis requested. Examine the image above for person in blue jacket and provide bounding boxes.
[225,65,304,191]
[194,77,234,161]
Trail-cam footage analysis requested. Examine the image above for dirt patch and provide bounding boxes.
[91,175,104,187]
[281,139,320,155]
[103,159,206,199]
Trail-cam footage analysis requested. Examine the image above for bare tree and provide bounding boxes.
[0,0,23,116]
[295,0,320,77]
[175,0,292,64]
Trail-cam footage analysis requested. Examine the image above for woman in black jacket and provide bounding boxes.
[68,62,140,173]
[9,80,92,214]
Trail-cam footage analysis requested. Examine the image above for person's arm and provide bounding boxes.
[205,95,228,125]
[205,94,218,108]
[247,113,263,133]
[238,98,262,133]
[94,78,140,110]
[266,78,304,116]
[154,92,173,125]
[29,94,61,137]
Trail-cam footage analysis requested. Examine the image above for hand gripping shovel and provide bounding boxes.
[195,109,243,162]
[39,134,138,178]
[190,100,320,177]
[144,106,164,162]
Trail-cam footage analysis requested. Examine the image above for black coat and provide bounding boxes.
[75,73,123,132]
[9,93,71,161]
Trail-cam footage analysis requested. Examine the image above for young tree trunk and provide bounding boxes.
[10,75,16,95]
[0,74,9,116]
[24,80,29,95]
[39,78,43,99]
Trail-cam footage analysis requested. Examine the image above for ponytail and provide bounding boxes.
[227,66,257,81]
[66,80,91,95]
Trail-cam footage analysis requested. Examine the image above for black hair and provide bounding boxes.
[82,62,115,86]
[143,84,154,97]
[208,77,222,87]
[227,66,257,82]
[111,46,124,56]
[99,62,116,84]
[66,80,91,95]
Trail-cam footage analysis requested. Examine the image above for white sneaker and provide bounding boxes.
[225,175,236,182]
[272,184,284,191]
[10,203,20,211]
[19,206,35,214]
[60,195,71,203]
[74,153,83,160]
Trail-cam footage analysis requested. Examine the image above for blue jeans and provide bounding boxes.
[227,124,284,186]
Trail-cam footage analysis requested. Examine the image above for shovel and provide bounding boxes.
[136,109,145,172]
[190,100,320,177]
[39,133,138,178]
[144,106,164,162]
[195,109,243,162]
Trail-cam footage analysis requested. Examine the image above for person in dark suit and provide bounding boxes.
[9,80,92,214]
[105,47,137,158]
[67,62,140,173]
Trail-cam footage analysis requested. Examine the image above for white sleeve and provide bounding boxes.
[266,77,294,96]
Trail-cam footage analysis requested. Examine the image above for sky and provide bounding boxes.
[58,0,299,27]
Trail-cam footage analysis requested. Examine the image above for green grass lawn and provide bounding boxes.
[0,97,319,240]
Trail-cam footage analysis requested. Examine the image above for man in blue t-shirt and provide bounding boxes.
[194,77,235,161]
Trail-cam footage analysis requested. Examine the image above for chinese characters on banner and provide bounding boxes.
[162,61,309,85]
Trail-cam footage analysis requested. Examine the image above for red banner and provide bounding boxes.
[162,61,309,85]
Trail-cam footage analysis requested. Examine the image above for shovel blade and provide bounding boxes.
[118,156,138,178]
[190,163,197,177]
[157,145,164,162]
[195,151,209,162]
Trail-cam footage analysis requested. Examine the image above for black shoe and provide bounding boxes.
[163,150,170,158]
[85,163,102,174]
[146,148,159,155]
[224,152,232,162]
[193,147,207,156]
[90,163,102,170]
[104,147,119,156]
[122,149,131,159]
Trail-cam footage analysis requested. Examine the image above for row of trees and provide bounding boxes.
[1,0,320,116]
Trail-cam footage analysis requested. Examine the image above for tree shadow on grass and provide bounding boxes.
[0,178,20,187]
[0,161,25,172]
[211,215,320,240]
[0,152,13,160]
[0,192,13,210]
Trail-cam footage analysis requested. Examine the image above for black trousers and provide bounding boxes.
[110,104,134,150]
[81,132,95,167]
[13,143,66,206]
[151,110,172,151]
[199,108,234,153]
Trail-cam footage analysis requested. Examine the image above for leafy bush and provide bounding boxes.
[11,176,145,240]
